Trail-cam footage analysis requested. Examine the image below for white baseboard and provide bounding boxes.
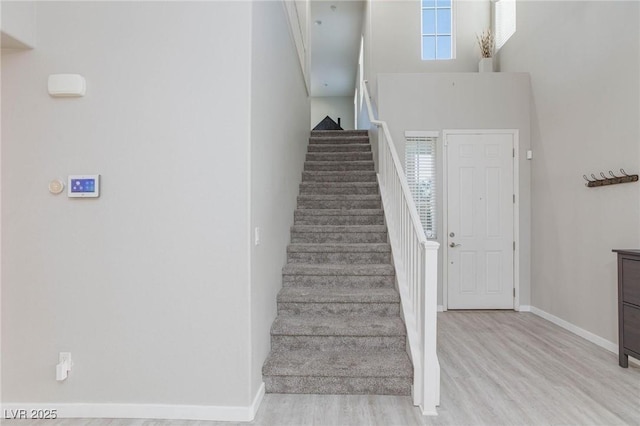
[2,382,265,422]
[517,305,531,312]
[437,305,444,312]
[528,306,640,367]
[529,306,617,353]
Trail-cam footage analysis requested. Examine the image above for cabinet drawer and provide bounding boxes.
[623,304,640,354]
[622,258,640,306]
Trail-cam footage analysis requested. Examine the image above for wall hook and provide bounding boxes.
[584,169,639,188]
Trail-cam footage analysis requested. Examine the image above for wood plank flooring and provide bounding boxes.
[4,312,640,425]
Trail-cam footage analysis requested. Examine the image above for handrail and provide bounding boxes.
[362,80,429,247]
[362,79,440,416]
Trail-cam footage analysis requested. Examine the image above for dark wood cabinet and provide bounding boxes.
[613,249,640,367]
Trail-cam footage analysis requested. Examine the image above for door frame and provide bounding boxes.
[441,129,520,311]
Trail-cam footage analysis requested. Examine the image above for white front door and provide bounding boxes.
[446,132,515,309]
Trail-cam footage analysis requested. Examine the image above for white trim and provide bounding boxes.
[405,130,440,139]
[513,130,520,311]
[528,308,640,366]
[2,383,266,422]
[529,307,618,353]
[441,130,520,310]
[437,305,444,312]
[517,305,531,312]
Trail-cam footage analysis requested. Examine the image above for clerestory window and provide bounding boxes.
[421,0,453,60]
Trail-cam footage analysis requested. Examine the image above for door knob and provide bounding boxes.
[449,242,461,248]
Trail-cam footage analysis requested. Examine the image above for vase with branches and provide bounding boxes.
[476,29,495,72]
[476,29,494,58]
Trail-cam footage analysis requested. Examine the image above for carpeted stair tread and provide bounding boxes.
[297,194,382,210]
[306,152,373,162]
[309,137,370,145]
[290,225,387,244]
[299,182,379,195]
[295,208,383,216]
[277,287,399,304]
[311,130,369,136]
[302,171,377,182]
[291,225,387,233]
[282,263,395,276]
[308,144,371,152]
[297,194,380,201]
[287,243,390,253]
[303,171,377,177]
[304,160,375,171]
[271,315,406,337]
[263,349,412,378]
[309,138,370,143]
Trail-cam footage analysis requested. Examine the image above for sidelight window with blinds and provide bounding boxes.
[405,132,438,239]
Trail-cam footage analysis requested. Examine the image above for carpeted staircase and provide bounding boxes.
[262,130,413,395]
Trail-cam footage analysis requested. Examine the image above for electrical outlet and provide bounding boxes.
[56,352,73,381]
[59,352,73,367]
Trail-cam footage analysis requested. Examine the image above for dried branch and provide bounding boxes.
[476,29,494,58]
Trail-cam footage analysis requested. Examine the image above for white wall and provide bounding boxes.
[250,0,310,401]
[1,1,36,49]
[311,96,354,130]
[2,1,255,411]
[378,72,531,307]
[364,0,490,98]
[500,1,640,344]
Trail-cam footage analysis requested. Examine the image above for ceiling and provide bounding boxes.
[310,0,365,97]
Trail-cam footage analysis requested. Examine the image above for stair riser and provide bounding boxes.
[291,232,387,244]
[304,162,374,172]
[287,252,391,264]
[306,153,373,162]
[264,376,411,396]
[282,275,395,288]
[302,172,377,183]
[308,144,371,153]
[271,335,405,353]
[297,199,382,209]
[299,185,379,195]
[278,302,399,317]
[294,215,384,225]
[309,138,369,145]
[311,131,369,138]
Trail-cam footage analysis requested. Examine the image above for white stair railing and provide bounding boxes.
[362,80,440,416]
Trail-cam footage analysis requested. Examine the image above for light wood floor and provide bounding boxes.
[5,312,640,425]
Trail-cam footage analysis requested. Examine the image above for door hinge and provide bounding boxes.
[513,194,515,203]
[513,148,515,158]
[513,288,516,298]
[513,241,516,250]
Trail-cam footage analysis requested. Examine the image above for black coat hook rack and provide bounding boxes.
[583,169,639,187]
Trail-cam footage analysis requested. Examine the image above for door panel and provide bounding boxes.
[447,132,514,309]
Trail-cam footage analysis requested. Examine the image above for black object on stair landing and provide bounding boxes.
[313,115,343,131]
[261,130,412,396]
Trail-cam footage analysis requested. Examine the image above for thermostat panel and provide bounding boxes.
[68,175,100,198]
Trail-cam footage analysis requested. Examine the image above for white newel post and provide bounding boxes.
[422,240,440,415]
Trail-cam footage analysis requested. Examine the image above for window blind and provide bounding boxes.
[494,0,516,51]
[405,134,437,239]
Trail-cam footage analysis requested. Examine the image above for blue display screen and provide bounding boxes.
[71,179,96,193]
